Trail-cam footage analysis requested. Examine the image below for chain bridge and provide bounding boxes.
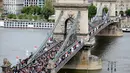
[11,0,123,73]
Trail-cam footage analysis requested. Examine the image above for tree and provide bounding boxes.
[125,9,130,16]
[21,7,27,14]
[21,6,42,15]
[7,14,16,19]
[88,4,97,19]
[18,14,24,19]
[34,6,41,15]
[23,14,28,19]
[41,0,54,20]
[28,5,34,15]
[28,14,33,20]
[12,14,17,19]
[21,6,31,14]
[103,7,108,13]
[33,15,38,20]
[1,14,5,18]
[7,14,13,19]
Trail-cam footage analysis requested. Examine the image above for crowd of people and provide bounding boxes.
[17,41,63,73]
[54,41,82,69]
[10,36,83,73]
[12,36,65,73]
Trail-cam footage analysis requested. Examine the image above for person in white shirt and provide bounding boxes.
[44,48,48,51]
[71,47,74,53]
[65,52,68,57]
[76,42,79,47]
[81,38,83,44]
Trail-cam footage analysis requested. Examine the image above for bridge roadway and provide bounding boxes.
[10,10,119,73]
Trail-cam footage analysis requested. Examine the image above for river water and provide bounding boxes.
[0,28,130,73]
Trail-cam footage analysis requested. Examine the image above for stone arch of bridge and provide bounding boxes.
[102,6,108,17]
[64,17,74,40]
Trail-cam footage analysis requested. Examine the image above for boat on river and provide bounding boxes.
[122,28,130,32]
[0,20,54,29]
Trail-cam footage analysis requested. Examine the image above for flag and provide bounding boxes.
[16,56,19,59]
[34,46,38,48]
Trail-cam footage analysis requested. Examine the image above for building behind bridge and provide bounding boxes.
[24,0,45,8]
[93,0,130,27]
[2,0,130,27]
[93,0,130,16]
[3,0,45,15]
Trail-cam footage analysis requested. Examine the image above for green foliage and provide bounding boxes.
[103,7,108,13]
[88,4,97,19]
[125,9,130,16]
[21,7,27,13]
[7,14,13,19]
[20,0,54,21]
[48,19,55,22]
[7,14,16,19]
[1,14,5,18]
[18,14,24,19]
[23,14,28,19]
[28,14,33,20]
[7,0,55,21]
[13,14,16,19]
[33,15,38,20]
[41,0,54,20]
[21,6,42,15]
[34,6,41,15]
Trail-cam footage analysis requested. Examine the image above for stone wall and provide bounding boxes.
[62,49,102,70]
[97,22,123,36]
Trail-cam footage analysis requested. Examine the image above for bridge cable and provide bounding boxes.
[91,3,102,22]
[53,11,81,62]
[28,11,64,64]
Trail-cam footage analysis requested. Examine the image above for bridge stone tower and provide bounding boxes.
[53,0,89,43]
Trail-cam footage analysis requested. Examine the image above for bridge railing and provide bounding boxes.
[16,40,64,71]
[91,3,102,23]
[28,11,64,64]
[33,40,63,61]
[52,41,84,73]
[88,5,115,40]
[90,20,114,38]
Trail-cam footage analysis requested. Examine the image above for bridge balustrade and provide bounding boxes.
[15,41,63,73]
[50,40,84,73]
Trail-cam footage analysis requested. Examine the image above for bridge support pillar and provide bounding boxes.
[53,0,89,44]
[97,22,123,36]
[62,49,102,70]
